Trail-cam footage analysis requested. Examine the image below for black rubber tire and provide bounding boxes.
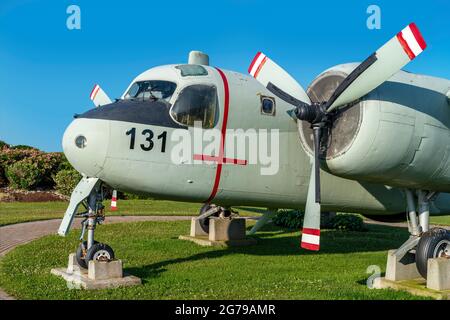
[416,228,450,278]
[76,240,98,269]
[198,203,219,234]
[85,243,115,264]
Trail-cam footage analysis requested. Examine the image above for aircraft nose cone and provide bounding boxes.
[62,118,110,177]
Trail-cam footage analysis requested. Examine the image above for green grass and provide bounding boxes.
[0,200,260,226]
[0,200,200,226]
[429,215,450,226]
[0,221,428,299]
[0,200,449,227]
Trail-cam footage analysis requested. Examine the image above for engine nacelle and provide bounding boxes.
[298,64,450,193]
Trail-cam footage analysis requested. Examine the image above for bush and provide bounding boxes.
[0,166,6,187]
[0,141,9,149]
[123,192,154,200]
[53,169,82,196]
[330,214,365,231]
[272,210,365,232]
[272,210,304,229]
[5,159,45,190]
[0,147,39,168]
[10,145,38,150]
[2,149,65,190]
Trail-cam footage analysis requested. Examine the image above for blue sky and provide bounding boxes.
[0,0,449,151]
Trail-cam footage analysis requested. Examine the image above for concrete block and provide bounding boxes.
[88,260,123,280]
[51,256,141,290]
[209,217,246,241]
[51,267,141,290]
[427,258,450,291]
[385,249,422,281]
[190,218,209,237]
[67,253,80,274]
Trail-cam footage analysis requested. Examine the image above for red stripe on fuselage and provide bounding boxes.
[205,67,230,203]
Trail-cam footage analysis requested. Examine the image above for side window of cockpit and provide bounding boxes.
[170,85,218,128]
[261,96,275,116]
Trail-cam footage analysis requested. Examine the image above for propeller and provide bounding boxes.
[249,22,427,250]
[90,84,112,107]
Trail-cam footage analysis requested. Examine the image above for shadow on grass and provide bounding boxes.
[126,223,410,281]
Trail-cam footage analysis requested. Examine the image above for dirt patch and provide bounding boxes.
[0,188,68,202]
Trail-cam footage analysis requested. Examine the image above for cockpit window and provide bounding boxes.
[124,81,176,102]
[170,84,218,128]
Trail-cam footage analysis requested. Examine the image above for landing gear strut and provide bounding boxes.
[75,183,115,269]
[395,189,449,278]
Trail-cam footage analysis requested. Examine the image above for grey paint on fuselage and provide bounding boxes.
[63,65,450,216]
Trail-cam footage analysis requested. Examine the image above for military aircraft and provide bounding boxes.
[58,22,450,278]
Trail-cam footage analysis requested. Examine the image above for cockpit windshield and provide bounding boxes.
[124,80,177,102]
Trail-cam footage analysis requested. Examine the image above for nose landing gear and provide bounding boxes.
[74,183,115,269]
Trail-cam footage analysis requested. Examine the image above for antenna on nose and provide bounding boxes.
[188,51,209,65]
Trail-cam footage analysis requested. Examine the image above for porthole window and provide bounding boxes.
[261,96,275,116]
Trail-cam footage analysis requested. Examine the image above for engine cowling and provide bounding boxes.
[298,63,450,193]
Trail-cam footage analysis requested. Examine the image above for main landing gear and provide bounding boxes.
[395,190,450,278]
[75,184,115,269]
[197,203,235,233]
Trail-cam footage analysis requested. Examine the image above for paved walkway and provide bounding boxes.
[0,215,194,300]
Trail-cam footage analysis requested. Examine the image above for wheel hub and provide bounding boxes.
[434,239,450,259]
[93,250,112,261]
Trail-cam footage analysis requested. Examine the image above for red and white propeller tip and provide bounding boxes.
[396,22,426,60]
[111,190,117,211]
[90,84,101,101]
[89,84,112,107]
[248,52,268,78]
[301,228,320,251]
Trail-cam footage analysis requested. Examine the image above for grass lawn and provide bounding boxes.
[0,200,449,227]
[0,200,253,226]
[0,220,428,299]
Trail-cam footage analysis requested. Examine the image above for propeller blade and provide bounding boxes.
[326,22,427,112]
[248,52,311,106]
[90,84,112,107]
[301,154,321,251]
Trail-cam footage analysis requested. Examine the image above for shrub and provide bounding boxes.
[272,210,304,229]
[330,213,365,231]
[34,152,65,187]
[272,210,365,232]
[0,141,9,149]
[0,147,39,168]
[53,169,82,196]
[0,166,6,187]
[2,149,65,190]
[123,192,154,200]
[5,159,45,190]
[10,145,38,150]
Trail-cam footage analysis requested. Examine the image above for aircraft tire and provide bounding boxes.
[76,240,98,269]
[198,203,219,234]
[415,228,450,278]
